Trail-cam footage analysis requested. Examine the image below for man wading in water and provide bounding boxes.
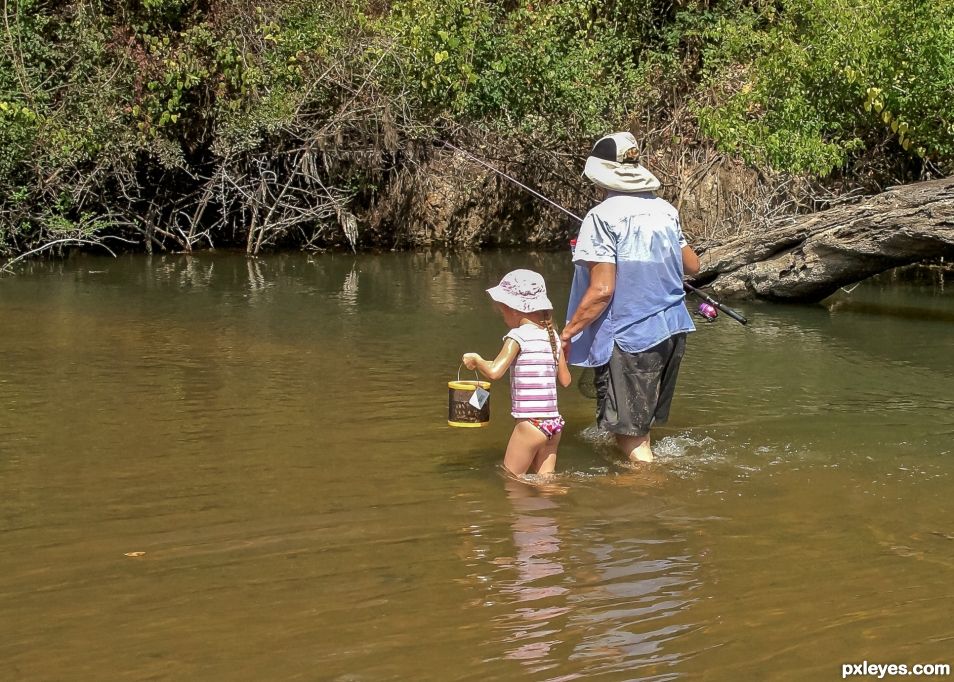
[561,132,701,464]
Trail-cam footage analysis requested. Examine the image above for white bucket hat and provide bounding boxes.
[486,269,553,313]
[583,132,661,193]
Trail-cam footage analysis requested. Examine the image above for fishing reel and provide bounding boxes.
[694,301,719,322]
[685,283,748,325]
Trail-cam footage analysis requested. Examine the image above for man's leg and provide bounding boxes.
[597,333,686,463]
[617,433,653,463]
[595,344,657,464]
[652,333,687,426]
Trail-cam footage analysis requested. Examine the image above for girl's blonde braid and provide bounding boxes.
[543,312,559,367]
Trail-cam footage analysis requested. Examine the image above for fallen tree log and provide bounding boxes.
[695,176,954,302]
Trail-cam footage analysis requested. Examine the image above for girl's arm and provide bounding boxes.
[557,346,572,388]
[462,339,520,381]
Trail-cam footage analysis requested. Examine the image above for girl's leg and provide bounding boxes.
[503,420,548,475]
[530,431,561,475]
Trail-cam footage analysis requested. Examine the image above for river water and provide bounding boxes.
[1,252,952,681]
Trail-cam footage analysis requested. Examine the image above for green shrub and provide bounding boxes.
[696,0,954,175]
[2,0,952,257]
[380,0,644,138]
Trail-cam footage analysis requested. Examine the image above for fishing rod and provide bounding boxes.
[683,282,747,325]
[442,140,748,326]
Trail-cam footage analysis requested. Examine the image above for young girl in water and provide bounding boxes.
[462,270,572,477]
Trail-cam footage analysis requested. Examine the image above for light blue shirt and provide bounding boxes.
[566,192,695,367]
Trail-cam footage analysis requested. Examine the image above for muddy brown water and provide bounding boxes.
[1,252,952,681]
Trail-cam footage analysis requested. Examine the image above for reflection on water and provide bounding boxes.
[337,264,360,311]
[1,252,952,680]
[496,479,569,667]
[461,476,705,680]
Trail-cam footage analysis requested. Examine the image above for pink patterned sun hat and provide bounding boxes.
[486,269,553,313]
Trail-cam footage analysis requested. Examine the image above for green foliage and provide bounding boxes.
[696,0,954,174]
[1,0,953,256]
[381,0,644,138]
[211,3,353,151]
[128,3,349,157]
[0,0,131,251]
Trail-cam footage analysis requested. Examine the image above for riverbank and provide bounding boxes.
[2,1,951,259]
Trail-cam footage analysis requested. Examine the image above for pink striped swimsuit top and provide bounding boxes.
[505,323,561,419]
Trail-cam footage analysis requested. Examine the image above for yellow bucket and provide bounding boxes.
[448,367,491,428]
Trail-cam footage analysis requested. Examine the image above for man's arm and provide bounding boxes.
[682,244,700,277]
[561,261,616,348]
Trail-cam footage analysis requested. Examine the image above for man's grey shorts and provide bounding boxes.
[592,333,687,437]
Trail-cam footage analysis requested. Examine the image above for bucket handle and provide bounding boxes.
[457,363,482,383]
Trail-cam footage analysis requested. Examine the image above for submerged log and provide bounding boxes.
[696,176,954,302]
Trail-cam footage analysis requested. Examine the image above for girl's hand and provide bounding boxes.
[560,335,572,361]
[462,353,481,370]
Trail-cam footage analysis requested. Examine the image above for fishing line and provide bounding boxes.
[441,139,748,326]
[441,141,587,223]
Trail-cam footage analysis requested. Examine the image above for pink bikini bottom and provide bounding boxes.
[528,416,565,439]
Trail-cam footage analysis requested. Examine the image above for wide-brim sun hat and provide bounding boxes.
[486,269,553,313]
[583,132,662,193]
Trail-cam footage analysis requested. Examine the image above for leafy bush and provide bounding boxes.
[1,0,952,258]
[381,0,644,138]
[696,0,954,175]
